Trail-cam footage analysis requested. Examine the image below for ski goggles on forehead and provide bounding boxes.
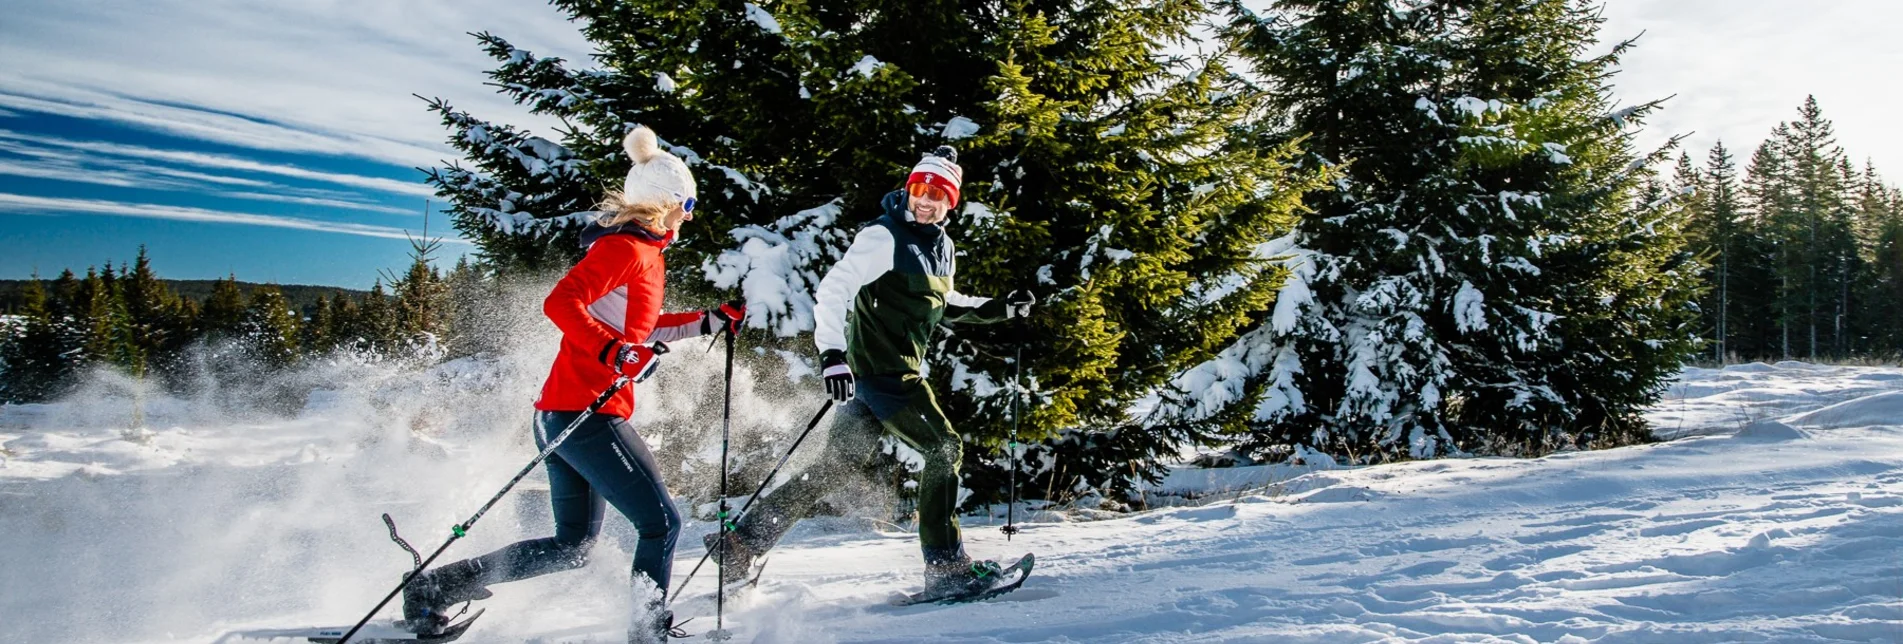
[907,182,953,203]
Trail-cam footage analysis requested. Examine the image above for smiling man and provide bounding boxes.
[704,145,1036,600]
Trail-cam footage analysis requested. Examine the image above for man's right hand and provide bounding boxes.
[821,349,854,402]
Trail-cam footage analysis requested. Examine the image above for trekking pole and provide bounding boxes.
[709,326,736,642]
[337,342,670,644]
[668,398,834,602]
[1002,338,1023,540]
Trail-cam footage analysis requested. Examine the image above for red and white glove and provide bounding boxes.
[703,299,746,335]
[603,341,669,382]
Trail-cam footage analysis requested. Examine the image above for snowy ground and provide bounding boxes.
[2,360,1901,643]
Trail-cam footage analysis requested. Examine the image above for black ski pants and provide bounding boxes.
[431,410,681,600]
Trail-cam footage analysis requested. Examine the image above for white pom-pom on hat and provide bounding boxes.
[620,125,696,208]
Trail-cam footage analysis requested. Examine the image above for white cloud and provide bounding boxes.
[1600,0,1903,174]
[0,0,591,168]
[0,138,412,214]
[0,193,464,243]
[0,130,437,198]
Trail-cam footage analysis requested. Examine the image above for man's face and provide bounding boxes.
[908,185,953,225]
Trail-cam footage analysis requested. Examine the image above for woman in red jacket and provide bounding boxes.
[401,126,742,643]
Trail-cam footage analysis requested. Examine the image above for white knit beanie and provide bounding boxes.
[620,126,697,207]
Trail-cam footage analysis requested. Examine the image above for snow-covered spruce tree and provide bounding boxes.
[1216,0,1700,460]
[428,0,1321,503]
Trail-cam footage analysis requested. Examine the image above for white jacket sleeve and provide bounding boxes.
[813,226,895,355]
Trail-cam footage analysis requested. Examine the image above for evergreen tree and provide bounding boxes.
[79,267,116,364]
[1222,0,1699,459]
[432,0,1323,502]
[199,275,248,341]
[305,294,336,354]
[120,247,191,378]
[0,276,75,402]
[387,236,450,354]
[1742,135,1795,357]
[1857,164,1903,355]
[1698,141,1754,361]
[243,285,301,367]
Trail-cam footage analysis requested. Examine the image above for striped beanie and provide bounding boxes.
[907,146,963,208]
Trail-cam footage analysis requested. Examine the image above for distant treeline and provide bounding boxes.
[0,279,360,317]
[0,243,486,403]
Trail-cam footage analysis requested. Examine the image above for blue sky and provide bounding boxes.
[0,0,1896,289]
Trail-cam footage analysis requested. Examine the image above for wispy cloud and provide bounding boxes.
[0,192,465,243]
[0,130,436,198]
[216,192,414,216]
[0,138,415,215]
[0,0,589,168]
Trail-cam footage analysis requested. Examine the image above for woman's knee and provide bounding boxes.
[637,497,681,543]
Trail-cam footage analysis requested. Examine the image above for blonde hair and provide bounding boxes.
[597,190,669,232]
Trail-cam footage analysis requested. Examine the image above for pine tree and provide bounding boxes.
[387,236,450,355]
[79,266,116,364]
[1222,0,1700,459]
[243,285,301,367]
[1742,135,1795,357]
[1699,141,1751,361]
[200,275,248,341]
[1856,163,1903,355]
[434,0,1323,503]
[0,275,75,402]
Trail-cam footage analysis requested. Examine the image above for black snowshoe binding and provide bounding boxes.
[400,560,494,636]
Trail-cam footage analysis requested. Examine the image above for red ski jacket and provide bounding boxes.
[537,227,703,417]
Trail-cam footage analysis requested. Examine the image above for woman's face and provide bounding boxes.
[909,191,951,225]
[662,201,693,232]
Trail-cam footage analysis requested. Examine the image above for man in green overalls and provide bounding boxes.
[706,146,1033,596]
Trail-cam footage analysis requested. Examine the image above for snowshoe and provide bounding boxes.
[233,608,484,643]
[891,553,1034,606]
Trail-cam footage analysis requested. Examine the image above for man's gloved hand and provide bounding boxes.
[1004,290,1036,319]
[704,299,746,335]
[820,349,854,402]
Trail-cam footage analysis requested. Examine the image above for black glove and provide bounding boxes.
[1004,290,1036,319]
[702,299,745,335]
[820,349,854,402]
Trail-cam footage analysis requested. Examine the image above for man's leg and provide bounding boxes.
[727,398,884,554]
[878,386,965,567]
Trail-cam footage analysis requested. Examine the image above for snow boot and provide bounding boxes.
[630,603,684,643]
[400,560,494,635]
[702,531,756,589]
[922,558,1007,598]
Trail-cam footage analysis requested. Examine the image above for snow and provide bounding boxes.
[3,361,1902,642]
[848,55,883,78]
[940,116,979,140]
[742,3,782,35]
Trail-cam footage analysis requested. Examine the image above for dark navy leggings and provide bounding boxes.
[457,410,681,596]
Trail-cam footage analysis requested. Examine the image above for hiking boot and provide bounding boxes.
[922,558,1006,598]
[702,531,756,588]
[399,560,493,635]
[630,607,683,643]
